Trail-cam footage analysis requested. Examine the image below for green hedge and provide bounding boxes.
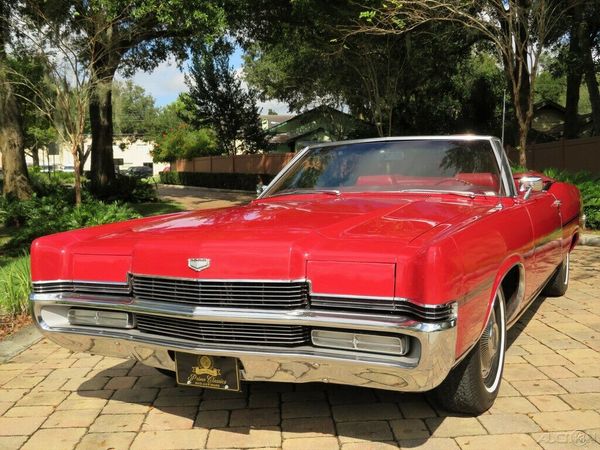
[0,174,145,253]
[513,168,600,230]
[160,171,275,191]
[542,169,600,230]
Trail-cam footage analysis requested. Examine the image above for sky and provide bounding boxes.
[121,47,290,114]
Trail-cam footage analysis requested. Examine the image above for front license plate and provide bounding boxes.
[175,353,240,391]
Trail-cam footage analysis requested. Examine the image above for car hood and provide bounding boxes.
[61,194,494,280]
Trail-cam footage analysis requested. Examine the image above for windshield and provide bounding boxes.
[266,139,505,197]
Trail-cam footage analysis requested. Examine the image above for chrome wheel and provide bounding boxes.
[434,285,507,414]
[480,309,499,379]
[480,290,506,393]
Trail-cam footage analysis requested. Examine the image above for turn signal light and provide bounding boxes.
[311,329,409,355]
[68,309,133,329]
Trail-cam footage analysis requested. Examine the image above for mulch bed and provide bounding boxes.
[0,313,32,340]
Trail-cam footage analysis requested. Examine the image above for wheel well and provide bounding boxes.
[501,265,523,319]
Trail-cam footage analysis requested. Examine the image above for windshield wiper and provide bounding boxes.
[268,188,341,198]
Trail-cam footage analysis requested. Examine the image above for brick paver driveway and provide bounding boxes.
[157,185,254,211]
[1,246,599,449]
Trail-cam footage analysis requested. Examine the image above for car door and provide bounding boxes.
[522,190,563,294]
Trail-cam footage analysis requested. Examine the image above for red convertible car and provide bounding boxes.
[30,136,581,414]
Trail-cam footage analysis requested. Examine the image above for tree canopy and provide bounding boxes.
[112,80,159,136]
[150,98,218,162]
[2,0,599,195]
[7,53,58,167]
[240,0,503,137]
[184,39,266,155]
[20,0,227,194]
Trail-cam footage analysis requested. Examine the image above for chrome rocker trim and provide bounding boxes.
[30,293,457,392]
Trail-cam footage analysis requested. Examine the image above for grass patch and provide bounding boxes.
[129,200,186,216]
[0,253,31,316]
[0,227,17,269]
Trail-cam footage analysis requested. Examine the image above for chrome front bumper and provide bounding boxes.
[30,293,457,392]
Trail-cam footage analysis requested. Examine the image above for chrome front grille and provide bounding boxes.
[33,277,453,322]
[136,314,310,346]
[131,274,309,309]
[311,295,455,321]
[32,281,130,295]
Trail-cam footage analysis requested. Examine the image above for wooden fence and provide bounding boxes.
[514,136,600,174]
[172,137,600,176]
[171,153,295,175]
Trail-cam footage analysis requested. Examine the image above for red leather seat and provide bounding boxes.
[455,173,500,191]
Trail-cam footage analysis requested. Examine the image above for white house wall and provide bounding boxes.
[24,137,168,175]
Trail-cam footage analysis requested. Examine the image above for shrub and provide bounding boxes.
[542,169,600,230]
[152,124,218,162]
[160,171,274,191]
[28,168,80,188]
[0,183,141,252]
[511,168,600,230]
[0,254,31,316]
[0,171,153,254]
[65,201,141,228]
[29,171,75,198]
[85,174,158,203]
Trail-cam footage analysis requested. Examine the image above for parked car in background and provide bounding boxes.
[125,165,153,178]
[61,165,75,173]
[38,165,56,173]
[29,136,581,414]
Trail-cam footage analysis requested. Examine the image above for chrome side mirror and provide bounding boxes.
[256,184,268,197]
[519,176,544,200]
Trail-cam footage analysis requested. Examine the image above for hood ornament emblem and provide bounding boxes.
[188,258,210,272]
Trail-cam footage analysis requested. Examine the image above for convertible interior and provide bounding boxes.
[354,173,501,192]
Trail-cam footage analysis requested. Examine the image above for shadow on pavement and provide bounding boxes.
[72,297,550,445]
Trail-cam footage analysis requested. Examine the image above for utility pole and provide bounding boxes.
[501,89,507,146]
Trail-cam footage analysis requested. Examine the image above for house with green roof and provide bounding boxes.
[266,105,376,152]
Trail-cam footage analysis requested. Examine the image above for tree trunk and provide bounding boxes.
[582,46,600,136]
[511,4,532,168]
[31,148,40,167]
[508,61,531,168]
[89,73,116,194]
[0,0,32,200]
[564,4,584,139]
[564,70,583,138]
[577,14,600,136]
[518,125,528,168]
[72,143,82,206]
[0,68,32,200]
[78,144,91,175]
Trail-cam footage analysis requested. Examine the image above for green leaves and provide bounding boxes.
[152,124,218,162]
[185,39,267,154]
[359,10,377,22]
[0,254,31,317]
[542,169,600,230]
[0,173,148,253]
[112,80,158,135]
